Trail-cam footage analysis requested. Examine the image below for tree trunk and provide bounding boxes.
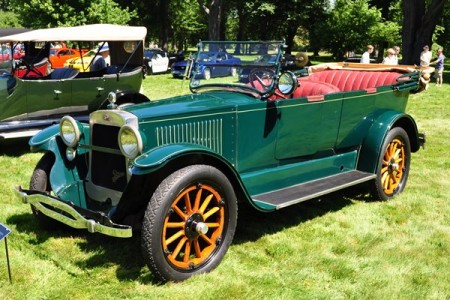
[198,0,223,40]
[158,0,170,50]
[402,0,446,65]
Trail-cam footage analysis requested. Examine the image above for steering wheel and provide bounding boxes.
[249,68,276,91]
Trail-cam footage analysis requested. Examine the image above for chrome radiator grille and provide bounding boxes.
[156,119,223,154]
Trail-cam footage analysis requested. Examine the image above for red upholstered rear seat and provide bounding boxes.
[305,70,402,92]
[292,80,340,98]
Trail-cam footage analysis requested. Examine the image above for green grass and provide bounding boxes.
[1,67,450,299]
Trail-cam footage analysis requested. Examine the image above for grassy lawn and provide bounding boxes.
[1,65,450,299]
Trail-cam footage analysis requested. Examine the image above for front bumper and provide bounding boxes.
[14,186,132,238]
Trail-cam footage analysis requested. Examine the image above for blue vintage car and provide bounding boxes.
[15,41,430,282]
[171,51,241,79]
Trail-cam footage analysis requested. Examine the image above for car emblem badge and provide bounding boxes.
[103,114,111,122]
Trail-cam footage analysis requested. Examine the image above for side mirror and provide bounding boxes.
[278,71,298,95]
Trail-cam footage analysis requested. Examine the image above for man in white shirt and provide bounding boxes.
[360,45,374,64]
[420,45,432,67]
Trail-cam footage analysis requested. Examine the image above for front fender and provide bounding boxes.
[28,121,91,208]
[29,124,60,152]
[132,144,232,175]
[358,111,421,173]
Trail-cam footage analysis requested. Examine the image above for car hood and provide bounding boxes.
[124,91,258,121]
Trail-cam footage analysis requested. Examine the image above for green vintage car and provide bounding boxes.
[15,41,428,282]
[0,24,148,140]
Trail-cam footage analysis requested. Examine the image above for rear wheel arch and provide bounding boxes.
[392,116,421,153]
[358,113,420,173]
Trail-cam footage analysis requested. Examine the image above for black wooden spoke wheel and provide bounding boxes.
[141,165,237,282]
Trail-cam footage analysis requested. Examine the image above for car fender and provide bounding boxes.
[131,143,255,206]
[29,122,90,205]
[358,111,421,173]
[133,144,235,175]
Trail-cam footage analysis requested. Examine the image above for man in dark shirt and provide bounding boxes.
[90,44,109,72]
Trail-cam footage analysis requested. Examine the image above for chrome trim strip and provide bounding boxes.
[14,187,132,238]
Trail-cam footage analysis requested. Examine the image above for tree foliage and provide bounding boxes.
[315,0,400,59]
[0,10,21,28]
[3,0,449,63]
[12,0,136,28]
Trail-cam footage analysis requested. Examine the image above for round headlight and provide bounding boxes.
[60,116,80,147]
[118,125,143,159]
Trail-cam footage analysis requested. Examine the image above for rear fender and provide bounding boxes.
[358,111,421,173]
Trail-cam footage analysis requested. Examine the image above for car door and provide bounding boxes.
[71,75,105,114]
[151,52,169,73]
[275,94,343,159]
[25,78,72,119]
[213,52,228,77]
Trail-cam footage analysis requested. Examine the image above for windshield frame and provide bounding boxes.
[189,41,285,99]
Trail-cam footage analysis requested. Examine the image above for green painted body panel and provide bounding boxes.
[1,71,142,122]
[241,150,358,196]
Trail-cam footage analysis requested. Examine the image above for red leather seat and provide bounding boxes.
[307,70,402,92]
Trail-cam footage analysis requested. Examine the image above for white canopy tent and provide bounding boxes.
[0,24,147,42]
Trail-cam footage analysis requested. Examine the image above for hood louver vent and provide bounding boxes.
[156,119,223,154]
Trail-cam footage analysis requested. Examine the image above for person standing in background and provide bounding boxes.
[420,45,432,67]
[392,46,400,64]
[382,48,396,65]
[360,45,374,63]
[432,48,445,87]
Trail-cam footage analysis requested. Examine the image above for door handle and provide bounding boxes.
[54,90,62,99]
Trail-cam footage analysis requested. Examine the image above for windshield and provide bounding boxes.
[189,41,284,97]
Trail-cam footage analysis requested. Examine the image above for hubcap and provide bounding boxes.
[162,183,225,269]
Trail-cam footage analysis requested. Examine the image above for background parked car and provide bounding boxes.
[171,51,241,79]
[143,48,170,75]
[49,47,86,69]
[0,24,147,140]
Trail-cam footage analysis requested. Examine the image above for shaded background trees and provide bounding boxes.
[1,0,449,63]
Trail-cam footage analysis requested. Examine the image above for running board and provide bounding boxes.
[252,170,376,210]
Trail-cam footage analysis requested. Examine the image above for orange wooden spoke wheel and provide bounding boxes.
[371,127,411,200]
[142,165,237,282]
[162,183,225,269]
[381,137,405,195]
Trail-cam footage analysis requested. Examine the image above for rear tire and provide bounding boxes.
[370,127,411,200]
[29,152,59,229]
[141,165,237,282]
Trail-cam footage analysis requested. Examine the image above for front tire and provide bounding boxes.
[29,152,59,229]
[371,127,411,200]
[141,165,238,282]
